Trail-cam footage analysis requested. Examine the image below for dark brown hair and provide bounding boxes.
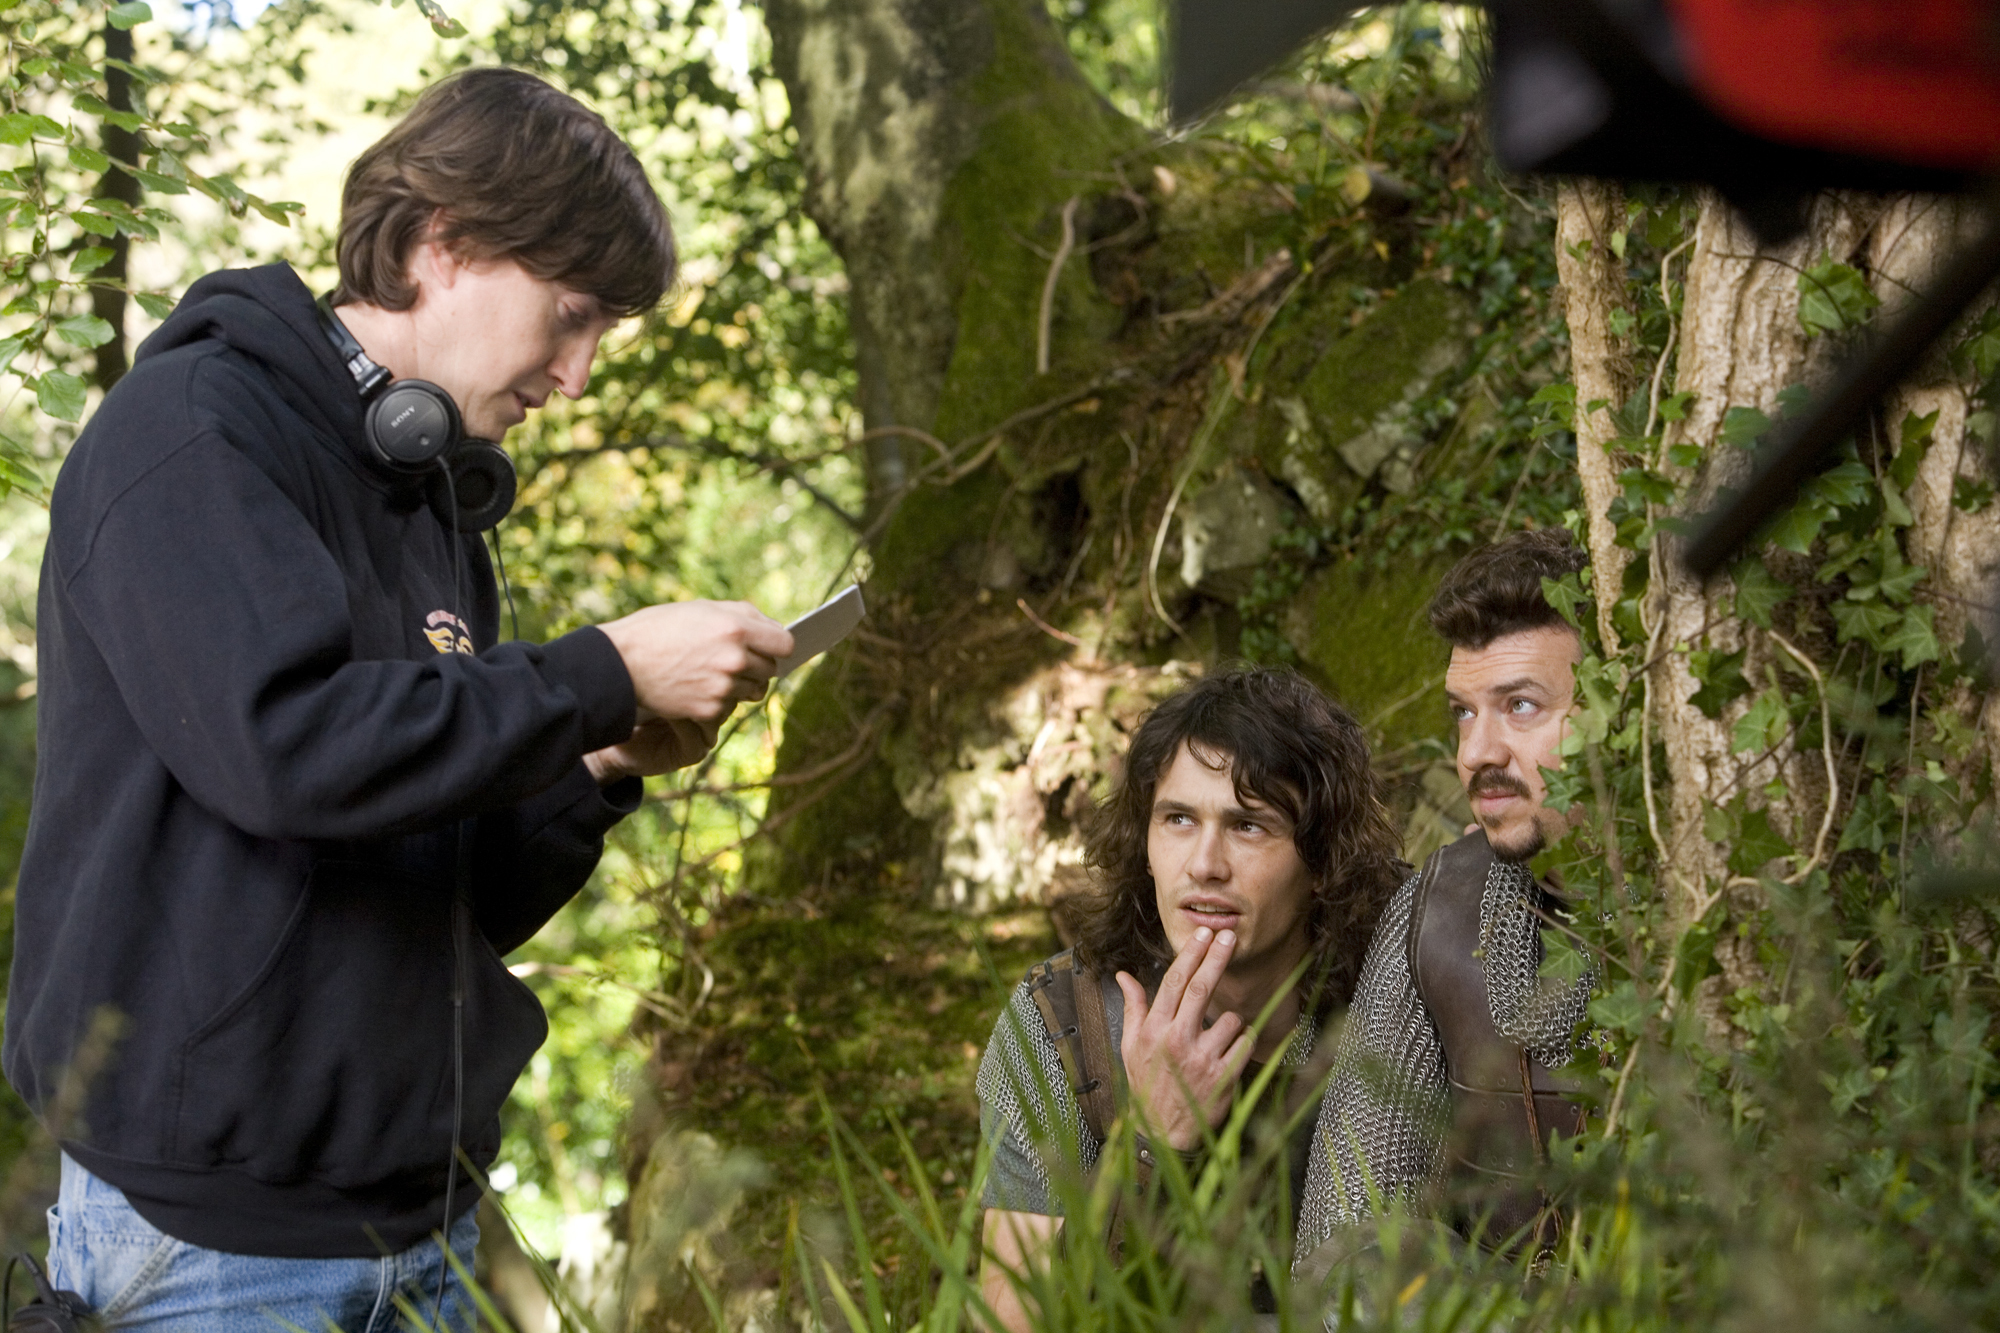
[334,68,675,317]
[1071,667,1404,1014]
[1426,528,1589,650]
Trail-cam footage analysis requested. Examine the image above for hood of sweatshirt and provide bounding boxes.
[135,263,391,485]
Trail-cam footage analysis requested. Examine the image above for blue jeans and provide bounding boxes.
[46,1155,480,1332]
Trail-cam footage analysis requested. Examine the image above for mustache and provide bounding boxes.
[1467,767,1531,800]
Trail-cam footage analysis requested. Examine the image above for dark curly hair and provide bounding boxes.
[1426,527,1589,650]
[1069,667,1404,1016]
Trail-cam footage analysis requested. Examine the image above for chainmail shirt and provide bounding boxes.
[977,962,1320,1215]
[1292,856,1594,1262]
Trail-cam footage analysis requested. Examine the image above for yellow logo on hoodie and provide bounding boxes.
[424,609,473,655]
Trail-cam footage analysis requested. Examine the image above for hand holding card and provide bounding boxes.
[774,585,866,677]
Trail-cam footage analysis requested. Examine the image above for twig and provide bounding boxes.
[1644,237,1695,443]
[1037,196,1080,375]
[1766,627,1838,884]
[1016,597,1088,653]
[1143,266,1309,632]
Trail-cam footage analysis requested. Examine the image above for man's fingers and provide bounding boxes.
[738,611,795,662]
[1197,1009,1245,1057]
[1168,928,1235,1038]
[1151,928,1211,1027]
[1219,1024,1256,1084]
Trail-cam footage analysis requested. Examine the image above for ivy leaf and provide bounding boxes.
[1667,442,1704,469]
[1886,605,1940,669]
[1731,560,1788,629]
[1960,307,2000,382]
[1832,599,1899,647]
[33,370,87,422]
[1766,501,1828,554]
[1727,804,1793,876]
[52,314,114,349]
[107,2,153,29]
[1657,390,1695,423]
[1539,574,1589,633]
[1618,466,1675,506]
[1688,647,1751,719]
[1588,982,1657,1037]
[1732,688,1789,755]
[1528,382,1575,432]
[1890,410,1938,490]
[1722,405,1771,448]
[1798,257,1881,337]
[1803,459,1875,511]
[1837,778,1895,853]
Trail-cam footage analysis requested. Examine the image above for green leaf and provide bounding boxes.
[1588,982,1656,1037]
[67,142,110,174]
[1766,502,1828,555]
[1539,574,1588,633]
[1618,466,1676,506]
[132,291,174,320]
[1721,405,1771,448]
[52,314,114,349]
[1727,804,1792,877]
[107,1,153,29]
[70,209,119,238]
[0,335,27,376]
[1731,560,1788,629]
[1666,442,1703,469]
[1732,688,1789,756]
[1832,599,1898,647]
[1798,256,1881,337]
[1837,778,1895,853]
[1960,307,2000,381]
[1889,409,1937,490]
[0,114,32,146]
[1528,382,1576,431]
[1885,605,1940,669]
[26,115,63,140]
[1688,647,1751,719]
[70,247,115,277]
[1657,390,1695,423]
[33,370,87,422]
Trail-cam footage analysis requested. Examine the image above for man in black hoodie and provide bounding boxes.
[6,69,793,1330]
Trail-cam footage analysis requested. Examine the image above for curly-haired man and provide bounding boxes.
[975,666,1405,1330]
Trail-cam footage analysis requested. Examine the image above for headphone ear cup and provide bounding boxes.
[427,440,518,533]
[366,379,462,471]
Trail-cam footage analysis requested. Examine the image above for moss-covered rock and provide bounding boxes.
[1258,278,1475,512]
[1282,550,1456,759]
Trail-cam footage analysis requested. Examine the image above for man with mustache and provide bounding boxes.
[974,668,1406,1331]
[1294,527,1598,1267]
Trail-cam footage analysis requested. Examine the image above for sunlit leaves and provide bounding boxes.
[30,368,84,421]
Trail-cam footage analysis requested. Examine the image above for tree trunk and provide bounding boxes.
[90,18,138,391]
[1554,178,1634,651]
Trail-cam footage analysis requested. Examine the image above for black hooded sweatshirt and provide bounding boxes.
[4,265,642,1257]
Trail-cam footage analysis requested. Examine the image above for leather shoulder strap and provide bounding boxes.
[1024,950,1120,1142]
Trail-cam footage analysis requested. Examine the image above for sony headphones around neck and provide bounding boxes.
[314,296,517,533]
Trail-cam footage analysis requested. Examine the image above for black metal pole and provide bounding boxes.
[1682,202,2000,580]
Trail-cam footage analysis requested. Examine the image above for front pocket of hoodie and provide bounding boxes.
[170,859,545,1189]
